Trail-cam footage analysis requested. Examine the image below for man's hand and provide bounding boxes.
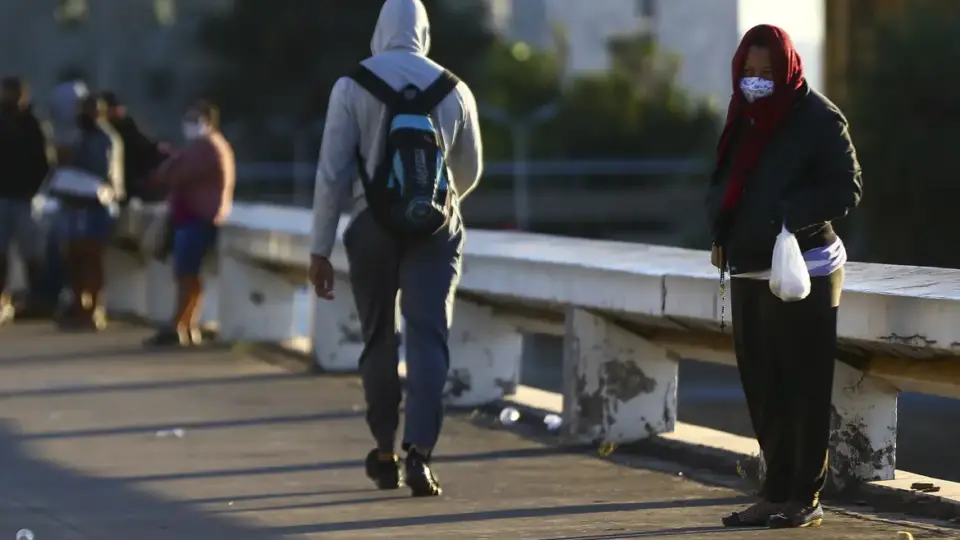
[309,254,335,300]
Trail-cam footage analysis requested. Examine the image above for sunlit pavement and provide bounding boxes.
[0,323,948,539]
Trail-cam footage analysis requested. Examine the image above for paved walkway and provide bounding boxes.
[0,322,951,539]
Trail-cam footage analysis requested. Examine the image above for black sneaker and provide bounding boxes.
[405,449,442,497]
[721,501,784,527]
[144,327,188,347]
[364,449,402,490]
[767,502,824,528]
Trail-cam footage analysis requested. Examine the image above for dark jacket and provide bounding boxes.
[62,121,125,208]
[0,105,52,199]
[706,85,863,275]
[109,116,166,202]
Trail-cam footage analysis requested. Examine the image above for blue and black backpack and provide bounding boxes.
[349,65,460,240]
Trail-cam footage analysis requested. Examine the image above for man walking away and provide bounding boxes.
[309,0,483,498]
[102,92,168,203]
[0,77,53,322]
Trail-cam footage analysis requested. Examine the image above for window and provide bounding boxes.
[636,0,655,18]
[54,0,88,24]
[154,0,176,26]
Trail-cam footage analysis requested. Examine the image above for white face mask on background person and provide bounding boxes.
[740,77,775,103]
[182,121,208,140]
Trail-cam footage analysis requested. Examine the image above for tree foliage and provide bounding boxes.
[478,32,719,161]
[846,8,960,267]
[197,0,494,158]
[197,3,719,168]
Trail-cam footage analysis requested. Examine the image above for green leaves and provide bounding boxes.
[847,7,960,267]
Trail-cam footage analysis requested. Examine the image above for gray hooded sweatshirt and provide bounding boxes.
[310,0,483,258]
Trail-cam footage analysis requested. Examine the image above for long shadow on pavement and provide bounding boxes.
[263,496,749,535]
[0,419,285,539]
[18,411,365,441]
[0,372,298,400]
[544,527,745,539]
[114,445,590,483]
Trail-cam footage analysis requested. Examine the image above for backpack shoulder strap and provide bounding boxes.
[349,65,401,109]
[411,70,460,113]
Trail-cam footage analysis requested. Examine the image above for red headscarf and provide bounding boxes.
[716,24,805,214]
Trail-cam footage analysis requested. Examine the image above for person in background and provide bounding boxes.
[49,79,89,163]
[0,77,53,322]
[43,79,90,317]
[706,25,862,529]
[57,94,124,331]
[309,0,482,498]
[144,100,234,347]
[101,91,169,203]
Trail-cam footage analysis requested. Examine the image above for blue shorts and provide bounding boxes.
[59,205,114,241]
[173,221,217,277]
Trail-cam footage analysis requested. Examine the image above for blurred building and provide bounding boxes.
[489,0,825,107]
[0,0,233,139]
[487,0,656,74]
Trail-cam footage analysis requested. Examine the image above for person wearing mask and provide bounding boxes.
[309,0,482,497]
[0,77,53,322]
[706,25,862,529]
[51,94,124,330]
[101,91,169,203]
[144,100,234,347]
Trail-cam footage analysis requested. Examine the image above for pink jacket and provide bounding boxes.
[154,132,235,225]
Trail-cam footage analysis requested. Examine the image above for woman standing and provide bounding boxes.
[706,25,862,529]
[144,100,234,347]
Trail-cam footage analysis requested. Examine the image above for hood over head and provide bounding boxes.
[371,0,431,56]
[729,24,804,101]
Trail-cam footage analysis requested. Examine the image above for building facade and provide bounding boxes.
[488,0,824,107]
[0,0,232,139]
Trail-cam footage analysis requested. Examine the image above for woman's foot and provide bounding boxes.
[187,327,204,346]
[721,501,783,527]
[768,502,824,528]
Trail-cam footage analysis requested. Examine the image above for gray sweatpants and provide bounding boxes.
[343,209,463,454]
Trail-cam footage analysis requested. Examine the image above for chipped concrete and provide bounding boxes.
[218,254,300,343]
[563,308,678,445]
[879,333,939,348]
[312,274,364,372]
[830,362,898,491]
[443,300,523,407]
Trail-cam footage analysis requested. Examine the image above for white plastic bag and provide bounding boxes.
[769,225,811,302]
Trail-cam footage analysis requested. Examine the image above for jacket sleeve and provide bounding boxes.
[447,82,483,200]
[704,168,728,238]
[107,131,125,202]
[311,77,359,258]
[24,116,52,194]
[783,111,863,233]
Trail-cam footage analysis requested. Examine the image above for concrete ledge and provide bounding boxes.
[493,383,960,524]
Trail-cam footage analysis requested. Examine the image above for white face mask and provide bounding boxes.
[182,121,207,140]
[740,77,775,103]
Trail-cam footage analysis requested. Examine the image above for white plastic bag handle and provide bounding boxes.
[769,225,811,302]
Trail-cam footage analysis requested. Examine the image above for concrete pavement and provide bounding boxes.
[0,322,952,539]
